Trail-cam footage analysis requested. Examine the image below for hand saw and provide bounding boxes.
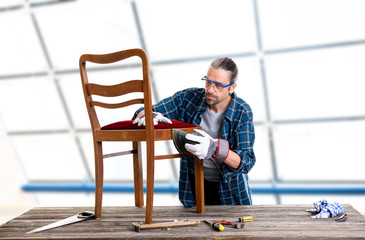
[27,211,95,234]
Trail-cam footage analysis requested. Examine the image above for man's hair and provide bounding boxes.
[210,57,238,83]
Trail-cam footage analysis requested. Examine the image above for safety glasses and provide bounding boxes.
[201,76,234,91]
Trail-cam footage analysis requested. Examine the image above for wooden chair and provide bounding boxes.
[79,48,205,224]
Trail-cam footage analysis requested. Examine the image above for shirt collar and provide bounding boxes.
[224,92,238,122]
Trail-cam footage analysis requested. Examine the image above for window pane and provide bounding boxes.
[12,134,87,181]
[0,1,22,7]
[0,10,46,75]
[266,46,365,120]
[57,74,90,129]
[152,61,209,102]
[259,0,365,49]
[137,0,257,61]
[274,121,365,180]
[249,125,273,181]
[235,57,267,122]
[34,0,141,70]
[0,77,69,131]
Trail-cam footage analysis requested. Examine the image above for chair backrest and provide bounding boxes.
[79,49,155,137]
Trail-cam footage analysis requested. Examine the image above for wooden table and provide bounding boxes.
[1,204,364,239]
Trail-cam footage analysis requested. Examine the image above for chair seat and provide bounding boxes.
[101,119,197,130]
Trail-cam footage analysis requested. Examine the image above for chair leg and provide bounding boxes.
[194,156,205,213]
[133,141,144,207]
[94,141,103,219]
[145,140,155,224]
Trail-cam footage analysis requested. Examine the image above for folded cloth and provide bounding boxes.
[306,199,346,219]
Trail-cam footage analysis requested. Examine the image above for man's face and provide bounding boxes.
[204,67,236,106]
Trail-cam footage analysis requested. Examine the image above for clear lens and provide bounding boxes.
[203,80,225,91]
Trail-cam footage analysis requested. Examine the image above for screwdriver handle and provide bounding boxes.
[204,220,224,231]
[238,216,253,222]
[212,223,224,231]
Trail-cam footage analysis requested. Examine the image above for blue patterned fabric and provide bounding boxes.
[307,199,346,219]
[133,88,256,207]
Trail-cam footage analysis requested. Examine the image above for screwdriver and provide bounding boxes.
[238,216,253,222]
[204,220,224,231]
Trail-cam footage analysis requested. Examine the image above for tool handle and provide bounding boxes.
[77,211,95,219]
[136,220,200,230]
[238,216,253,222]
[212,223,224,231]
[204,220,224,231]
[215,220,233,225]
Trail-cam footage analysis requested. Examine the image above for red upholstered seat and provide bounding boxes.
[102,119,197,130]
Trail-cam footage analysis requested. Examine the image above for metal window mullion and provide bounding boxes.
[252,0,281,204]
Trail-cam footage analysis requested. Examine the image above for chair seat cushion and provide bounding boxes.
[101,120,197,130]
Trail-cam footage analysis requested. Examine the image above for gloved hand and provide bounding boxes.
[133,112,172,126]
[184,129,229,163]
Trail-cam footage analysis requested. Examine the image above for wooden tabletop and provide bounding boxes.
[1,204,364,239]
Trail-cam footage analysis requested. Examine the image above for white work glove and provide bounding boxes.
[133,112,172,126]
[185,129,229,163]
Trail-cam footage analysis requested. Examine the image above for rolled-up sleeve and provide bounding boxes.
[233,115,255,174]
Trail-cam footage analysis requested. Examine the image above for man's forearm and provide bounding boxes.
[223,150,241,169]
[135,110,145,119]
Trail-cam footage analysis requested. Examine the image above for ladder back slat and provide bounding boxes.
[87,80,143,97]
[91,99,144,109]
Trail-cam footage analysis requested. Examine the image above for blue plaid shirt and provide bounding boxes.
[134,88,255,207]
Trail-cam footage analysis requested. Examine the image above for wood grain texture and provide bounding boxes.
[1,204,364,239]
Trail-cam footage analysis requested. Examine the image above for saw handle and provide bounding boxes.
[77,211,95,219]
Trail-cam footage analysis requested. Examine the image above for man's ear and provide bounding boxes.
[229,83,237,94]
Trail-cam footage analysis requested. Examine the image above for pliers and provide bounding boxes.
[336,213,347,222]
[213,220,244,229]
[214,220,234,225]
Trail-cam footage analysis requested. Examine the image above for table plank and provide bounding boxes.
[0,204,364,239]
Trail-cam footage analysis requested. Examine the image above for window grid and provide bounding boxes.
[1,0,365,205]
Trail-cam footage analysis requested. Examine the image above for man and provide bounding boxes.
[133,57,255,207]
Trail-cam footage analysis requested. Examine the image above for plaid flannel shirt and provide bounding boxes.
[134,88,256,207]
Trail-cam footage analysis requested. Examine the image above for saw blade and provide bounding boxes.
[27,211,95,234]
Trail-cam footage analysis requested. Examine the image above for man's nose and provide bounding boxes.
[206,84,215,93]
